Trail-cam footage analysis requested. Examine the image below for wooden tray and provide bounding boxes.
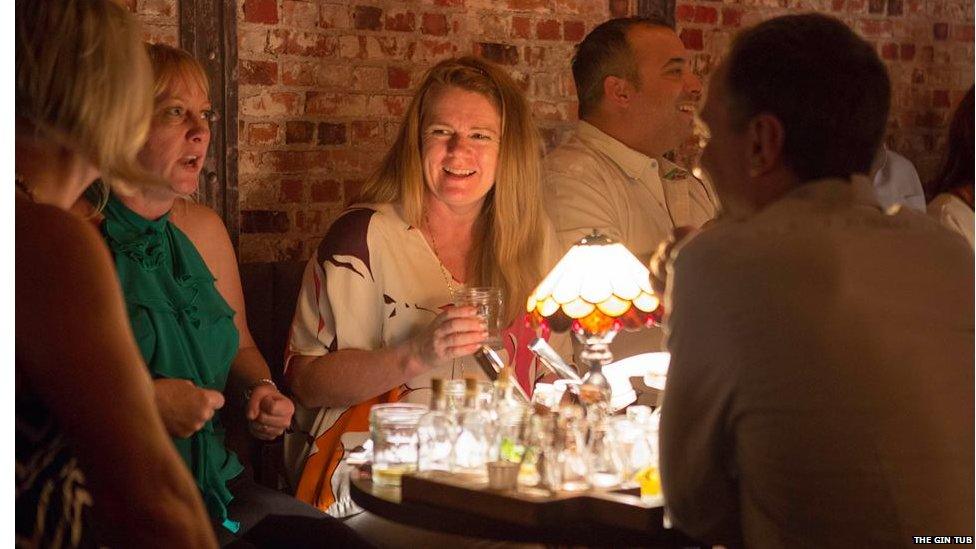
[400,470,668,535]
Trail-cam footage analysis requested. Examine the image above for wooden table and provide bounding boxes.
[349,469,704,547]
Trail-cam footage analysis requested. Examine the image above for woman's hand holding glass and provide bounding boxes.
[246,384,295,441]
[409,305,488,374]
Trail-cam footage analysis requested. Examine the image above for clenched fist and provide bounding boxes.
[153,378,225,438]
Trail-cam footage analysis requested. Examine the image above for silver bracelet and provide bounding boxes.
[244,378,277,401]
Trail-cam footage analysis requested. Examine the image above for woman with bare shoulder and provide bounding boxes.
[15,1,215,546]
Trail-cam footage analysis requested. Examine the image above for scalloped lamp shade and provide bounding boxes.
[526,238,663,335]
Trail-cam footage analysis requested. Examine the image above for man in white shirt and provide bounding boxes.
[543,17,717,359]
[659,14,974,548]
[871,144,926,212]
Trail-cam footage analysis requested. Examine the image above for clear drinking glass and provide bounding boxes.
[453,286,503,348]
[370,403,427,486]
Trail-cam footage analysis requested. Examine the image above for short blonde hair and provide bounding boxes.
[357,56,548,323]
[15,0,159,193]
[145,43,211,101]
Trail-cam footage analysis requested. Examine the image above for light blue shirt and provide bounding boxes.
[872,149,926,212]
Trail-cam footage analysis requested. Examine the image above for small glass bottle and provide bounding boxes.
[417,378,458,472]
[492,368,527,463]
[451,377,491,477]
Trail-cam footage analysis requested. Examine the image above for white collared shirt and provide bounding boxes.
[543,121,717,356]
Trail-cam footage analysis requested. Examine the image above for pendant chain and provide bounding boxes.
[424,210,462,296]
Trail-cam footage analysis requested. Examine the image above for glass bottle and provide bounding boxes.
[417,378,458,472]
[492,368,527,463]
[451,377,491,477]
[587,415,625,488]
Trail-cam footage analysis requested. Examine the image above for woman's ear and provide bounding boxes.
[746,113,785,177]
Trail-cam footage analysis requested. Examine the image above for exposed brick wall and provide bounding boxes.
[236,0,611,262]
[125,0,180,46]
[671,0,974,190]
[130,0,972,262]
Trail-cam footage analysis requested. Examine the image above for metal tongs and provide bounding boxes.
[528,338,581,382]
[473,345,530,402]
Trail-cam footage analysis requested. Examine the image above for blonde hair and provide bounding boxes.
[15,0,159,194]
[357,56,548,324]
[145,42,211,102]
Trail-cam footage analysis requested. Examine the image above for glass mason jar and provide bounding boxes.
[370,403,427,486]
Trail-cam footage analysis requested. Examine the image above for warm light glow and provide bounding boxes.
[527,235,663,334]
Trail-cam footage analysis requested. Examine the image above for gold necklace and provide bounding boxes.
[424,210,462,296]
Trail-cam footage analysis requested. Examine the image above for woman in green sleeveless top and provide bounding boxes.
[87,43,369,548]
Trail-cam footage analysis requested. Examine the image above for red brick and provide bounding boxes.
[609,0,628,17]
[351,120,384,145]
[353,5,383,30]
[475,42,519,65]
[245,122,278,145]
[258,150,330,173]
[858,19,893,37]
[880,42,899,59]
[243,0,278,24]
[295,210,332,233]
[508,0,548,10]
[954,25,974,42]
[242,210,290,233]
[676,5,695,22]
[279,179,304,203]
[280,0,318,27]
[563,20,585,42]
[693,6,718,24]
[831,0,845,11]
[387,66,411,89]
[434,0,463,5]
[933,23,949,40]
[285,121,314,144]
[932,89,951,108]
[512,16,532,39]
[269,30,337,57]
[317,122,347,145]
[385,11,416,32]
[722,8,742,27]
[422,13,449,36]
[140,0,175,17]
[868,0,886,13]
[537,19,561,40]
[311,180,342,202]
[887,0,904,15]
[241,91,300,117]
[240,59,277,86]
[900,43,915,61]
[305,91,366,116]
[344,179,365,201]
[680,28,704,51]
[319,4,348,29]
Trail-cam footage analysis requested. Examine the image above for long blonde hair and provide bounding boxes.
[357,56,547,324]
[15,0,159,194]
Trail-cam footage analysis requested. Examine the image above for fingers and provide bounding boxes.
[260,393,294,416]
[202,388,225,410]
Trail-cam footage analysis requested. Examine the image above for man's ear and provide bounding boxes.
[602,75,634,109]
[746,113,785,177]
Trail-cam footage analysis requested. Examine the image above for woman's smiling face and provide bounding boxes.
[421,86,501,213]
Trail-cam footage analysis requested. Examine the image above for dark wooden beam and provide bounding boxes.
[179,0,240,253]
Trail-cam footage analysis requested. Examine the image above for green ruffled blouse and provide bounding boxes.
[100,195,244,532]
